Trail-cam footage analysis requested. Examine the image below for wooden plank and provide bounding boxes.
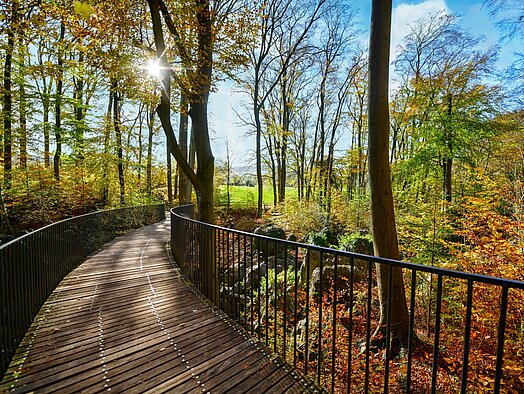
[176,342,265,393]
[9,308,219,373]
[70,322,235,393]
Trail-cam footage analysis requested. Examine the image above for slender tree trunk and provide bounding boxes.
[19,43,27,170]
[146,104,154,195]
[167,142,173,204]
[112,79,125,205]
[3,27,14,188]
[53,67,63,182]
[266,134,277,206]
[179,93,190,203]
[102,90,112,206]
[38,48,51,168]
[279,73,289,203]
[188,126,195,201]
[53,21,65,181]
[443,94,453,202]
[368,0,409,345]
[255,101,264,217]
[299,124,306,200]
[138,105,144,183]
[43,98,50,167]
[225,141,231,215]
[73,52,85,161]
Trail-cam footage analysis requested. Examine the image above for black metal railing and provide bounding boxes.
[171,205,524,393]
[0,204,165,379]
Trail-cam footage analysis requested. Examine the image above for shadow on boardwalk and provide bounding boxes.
[1,219,315,393]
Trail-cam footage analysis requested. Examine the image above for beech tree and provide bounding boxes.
[394,12,501,203]
[243,0,326,217]
[147,0,251,222]
[368,0,409,344]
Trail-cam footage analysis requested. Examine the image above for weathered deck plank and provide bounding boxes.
[1,219,316,393]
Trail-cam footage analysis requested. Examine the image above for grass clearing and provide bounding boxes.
[214,185,297,209]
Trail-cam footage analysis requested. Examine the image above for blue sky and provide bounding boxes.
[208,0,524,166]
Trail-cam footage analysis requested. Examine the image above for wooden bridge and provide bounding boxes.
[0,218,315,393]
[3,205,524,393]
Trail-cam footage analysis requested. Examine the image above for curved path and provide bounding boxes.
[1,219,315,393]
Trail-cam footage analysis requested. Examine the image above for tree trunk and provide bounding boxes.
[179,93,190,203]
[167,142,173,205]
[112,79,125,206]
[102,90,112,206]
[38,47,51,168]
[53,21,65,181]
[189,100,214,223]
[19,43,27,171]
[138,104,144,183]
[148,0,214,224]
[146,104,154,195]
[3,27,14,188]
[255,100,264,218]
[443,94,453,202]
[43,98,50,168]
[368,0,409,345]
[73,52,85,161]
[278,73,289,203]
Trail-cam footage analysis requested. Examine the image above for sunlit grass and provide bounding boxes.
[215,185,298,208]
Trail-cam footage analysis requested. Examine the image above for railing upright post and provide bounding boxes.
[204,225,218,305]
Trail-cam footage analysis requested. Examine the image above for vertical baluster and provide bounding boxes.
[331,255,339,392]
[305,250,311,377]
[283,243,288,363]
[293,245,299,369]
[243,233,248,329]
[220,230,227,312]
[406,269,417,393]
[317,251,324,386]
[431,274,443,394]
[384,264,393,393]
[231,231,235,321]
[460,279,474,394]
[257,240,262,342]
[265,239,269,347]
[227,230,231,318]
[250,234,254,336]
[346,256,355,394]
[216,228,221,310]
[494,286,508,394]
[274,240,278,353]
[364,262,372,391]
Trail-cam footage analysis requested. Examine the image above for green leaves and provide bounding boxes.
[73,1,95,20]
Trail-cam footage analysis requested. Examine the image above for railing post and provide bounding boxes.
[198,223,218,305]
[203,225,218,305]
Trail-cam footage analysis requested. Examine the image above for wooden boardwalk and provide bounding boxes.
[1,219,315,393]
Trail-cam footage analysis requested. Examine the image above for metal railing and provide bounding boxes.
[171,205,524,393]
[0,204,165,379]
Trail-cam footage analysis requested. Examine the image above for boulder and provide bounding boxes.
[235,219,258,232]
[309,265,366,302]
[253,224,287,257]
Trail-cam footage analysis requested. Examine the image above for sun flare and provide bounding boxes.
[146,59,162,78]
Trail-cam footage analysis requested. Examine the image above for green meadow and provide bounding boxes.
[214,185,298,209]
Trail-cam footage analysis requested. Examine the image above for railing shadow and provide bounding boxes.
[170,204,524,393]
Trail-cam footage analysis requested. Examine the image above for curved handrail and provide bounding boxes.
[1,204,165,379]
[171,206,524,290]
[170,205,524,392]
